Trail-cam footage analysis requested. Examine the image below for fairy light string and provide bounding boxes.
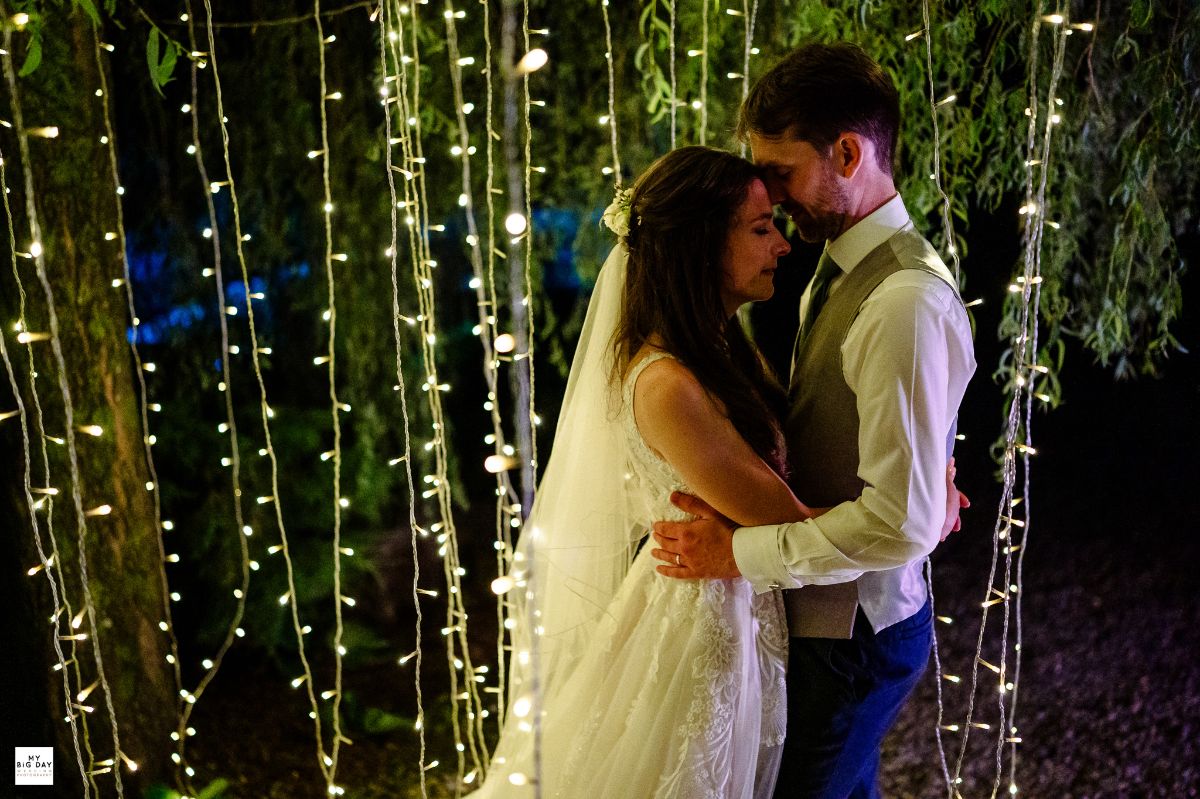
[736,0,759,158]
[1,21,126,797]
[943,7,1076,797]
[200,0,335,787]
[699,0,708,144]
[520,4,541,791]
[1000,11,1073,796]
[313,1,351,787]
[173,2,255,787]
[0,137,95,798]
[0,23,100,785]
[518,0,539,519]
[90,29,189,784]
[387,0,488,782]
[919,0,963,281]
[599,0,621,181]
[913,0,963,790]
[442,1,516,774]
[668,0,677,147]
[398,1,476,780]
[376,3,429,793]
[480,0,515,737]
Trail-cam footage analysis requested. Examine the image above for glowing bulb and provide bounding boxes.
[504,212,527,235]
[494,333,516,353]
[516,48,548,74]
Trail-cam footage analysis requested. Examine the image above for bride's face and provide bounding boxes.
[720,178,791,316]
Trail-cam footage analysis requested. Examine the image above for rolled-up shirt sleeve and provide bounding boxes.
[734,272,975,595]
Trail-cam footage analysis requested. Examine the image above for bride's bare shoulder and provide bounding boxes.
[627,348,715,421]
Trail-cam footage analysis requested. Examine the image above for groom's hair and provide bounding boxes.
[737,42,900,175]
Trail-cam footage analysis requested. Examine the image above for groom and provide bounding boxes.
[651,43,976,798]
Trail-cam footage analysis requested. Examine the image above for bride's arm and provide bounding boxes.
[633,358,809,528]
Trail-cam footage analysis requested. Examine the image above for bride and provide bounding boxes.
[472,146,841,798]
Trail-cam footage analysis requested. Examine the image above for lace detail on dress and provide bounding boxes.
[624,351,788,797]
[472,351,787,799]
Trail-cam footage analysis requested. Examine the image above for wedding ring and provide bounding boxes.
[675,553,681,567]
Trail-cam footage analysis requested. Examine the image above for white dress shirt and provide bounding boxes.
[732,194,977,632]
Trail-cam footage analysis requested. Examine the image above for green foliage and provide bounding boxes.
[145,778,230,799]
[144,26,179,95]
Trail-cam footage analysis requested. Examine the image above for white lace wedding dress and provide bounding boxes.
[473,351,788,799]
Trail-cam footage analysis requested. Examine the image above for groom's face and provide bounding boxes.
[749,133,851,244]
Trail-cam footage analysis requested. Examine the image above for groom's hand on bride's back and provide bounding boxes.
[651,492,742,580]
[941,456,971,542]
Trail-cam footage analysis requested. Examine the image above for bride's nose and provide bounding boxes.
[773,233,791,257]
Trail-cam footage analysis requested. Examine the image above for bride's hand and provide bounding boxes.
[941,457,970,541]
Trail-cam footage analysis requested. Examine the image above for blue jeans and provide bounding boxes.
[773,599,933,799]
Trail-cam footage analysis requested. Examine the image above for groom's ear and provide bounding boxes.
[833,133,871,180]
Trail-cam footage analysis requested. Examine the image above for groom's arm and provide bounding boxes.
[733,273,975,594]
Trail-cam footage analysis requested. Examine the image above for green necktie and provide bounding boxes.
[796,249,841,347]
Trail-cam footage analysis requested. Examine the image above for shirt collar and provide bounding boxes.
[825,193,912,273]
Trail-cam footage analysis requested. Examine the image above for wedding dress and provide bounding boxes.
[470,244,788,799]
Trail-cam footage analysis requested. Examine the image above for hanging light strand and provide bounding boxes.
[919,0,963,280]
[521,4,543,789]
[699,0,709,144]
[520,0,538,523]
[400,1,474,782]
[944,7,1073,797]
[481,0,515,734]
[201,0,332,785]
[91,30,188,776]
[313,3,351,789]
[441,0,494,776]
[599,0,621,182]
[377,2,429,793]
[172,3,255,787]
[0,135,95,797]
[668,0,677,147]
[737,0,759,157]
[0,18,97,785]
[0,23,126,799]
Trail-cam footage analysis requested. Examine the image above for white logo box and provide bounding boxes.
[14,747,54,786]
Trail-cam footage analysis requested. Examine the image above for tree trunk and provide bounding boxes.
[1,7,175,795]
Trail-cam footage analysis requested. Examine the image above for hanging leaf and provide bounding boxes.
[73,0,101,28]
[145,28,179,96]
[157,40,178,89]
[146,28,161,91]
[18,36,42,77]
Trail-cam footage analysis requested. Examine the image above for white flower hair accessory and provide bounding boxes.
[601,187,635,238]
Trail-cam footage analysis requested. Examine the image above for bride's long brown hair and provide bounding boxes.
[611,146,789,478]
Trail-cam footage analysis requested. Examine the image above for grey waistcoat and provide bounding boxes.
[782,227,959,638]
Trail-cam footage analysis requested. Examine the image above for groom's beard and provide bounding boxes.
[786,164,852,244]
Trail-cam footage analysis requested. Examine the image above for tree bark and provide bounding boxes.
[1,7,175,795]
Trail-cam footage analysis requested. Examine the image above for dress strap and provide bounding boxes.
[622,349,675,405]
